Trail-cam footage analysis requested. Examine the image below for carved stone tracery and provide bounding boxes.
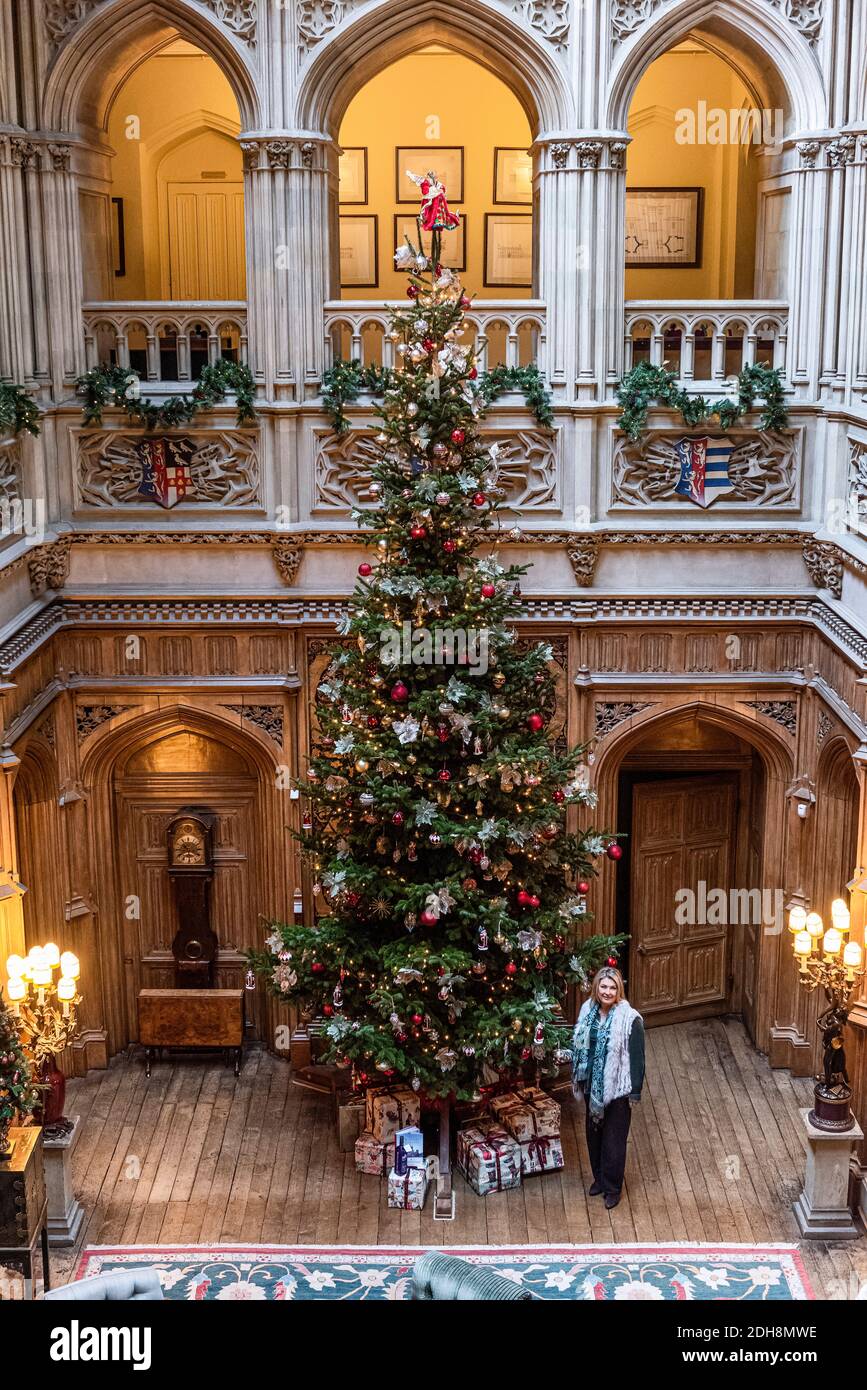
[76,704,135,742]
[76,432,261,510]
[612,432,799,510]
[223,703,284,745]
[594,700,655,737]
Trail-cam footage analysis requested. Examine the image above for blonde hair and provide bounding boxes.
[591,966,625,1006]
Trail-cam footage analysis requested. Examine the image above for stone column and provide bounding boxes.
[241,134,337,401]
[0,134,38,387]
[793,1110,863,1239]
[787,140,827,399]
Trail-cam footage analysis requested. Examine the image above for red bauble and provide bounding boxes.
[469,849,483,865]
[469,367,478,380]
[358,562,372,577]
[516,889,532,908]
[552,789,565,804]
[410,524,427,540]
[607,956,618,966]
[442,539,457,554]
[521,1047,531,1060]
[437,966,446,976]
[553,935,566,951]
[391,681,409,702]
[577,879,590,894]
[527,713,544,733]
[407,285,419,298]
[419,909,438,926]
[359,1073,369,1084]
[396,1032,408,1044]
[460,296,472,309]
[472,492,487,508]
[481,583,496,599]
[438,768,451,783]
[311,962,324,975]
[436,724,449,742]
[505,961,518,976]
[422,337,435,353]
[450,428,465,445]
[392,810,405,825]
[606,842,624,861]
[323,1004,334,1017]
[345,890,360,908]
[462,877,477,891]
[367,715,380,729]
[411,1013,423,1024]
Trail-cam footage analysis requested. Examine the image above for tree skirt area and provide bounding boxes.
[74,1243,814,1301]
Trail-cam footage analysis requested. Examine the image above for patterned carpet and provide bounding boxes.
[75,1243,815,1301]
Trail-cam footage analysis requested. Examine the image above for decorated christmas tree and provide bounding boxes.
[0,997,39,1153]
[251,173,623,1104]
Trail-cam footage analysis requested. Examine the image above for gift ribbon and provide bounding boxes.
[524,1134,556,1169]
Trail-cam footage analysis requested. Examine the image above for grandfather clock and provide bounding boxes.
[166,810,217,988]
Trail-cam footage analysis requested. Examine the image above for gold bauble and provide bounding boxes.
[497,707,511,720]
[354,758,369,773]
[492,672,506,688]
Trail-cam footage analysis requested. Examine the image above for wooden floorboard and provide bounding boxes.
[52,1020,866,1296]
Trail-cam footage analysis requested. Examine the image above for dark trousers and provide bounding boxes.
[585,1095,632,1196]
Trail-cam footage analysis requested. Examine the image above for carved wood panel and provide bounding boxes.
[630,776,735,1019]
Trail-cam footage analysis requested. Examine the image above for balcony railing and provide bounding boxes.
[82,301,248,383]
[624,300,788,382]
[324,299,547,376]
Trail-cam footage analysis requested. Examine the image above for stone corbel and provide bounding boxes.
[28,538,71,595]
[58,779,89,807]
[273,540,303,585]
[802,541,844,599]
[566,539,600,587]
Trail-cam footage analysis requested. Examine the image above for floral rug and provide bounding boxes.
[75,1243,813,1301]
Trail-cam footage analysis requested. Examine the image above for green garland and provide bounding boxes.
[322,359,554,433]
[76,359,256,431]
[0,379,40,437]
[615,361,788,443]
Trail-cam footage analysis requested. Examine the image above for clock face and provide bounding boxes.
[171,819,206,866]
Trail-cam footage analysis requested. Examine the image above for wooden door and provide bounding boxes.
[115,785,258,1042]
[630,775,737,1021]
[167,183,246,299]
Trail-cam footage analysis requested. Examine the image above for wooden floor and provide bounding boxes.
[57,1017,867,1297]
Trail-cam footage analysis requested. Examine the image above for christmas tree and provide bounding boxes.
[250,175,623,1102]
[0,997,39,1149]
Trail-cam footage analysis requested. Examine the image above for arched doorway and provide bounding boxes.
[593,703,793,1046]
[615,712,766,1032]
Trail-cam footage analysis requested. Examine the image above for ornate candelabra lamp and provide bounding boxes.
[790,900,865,1131]
[4,944,81,1137]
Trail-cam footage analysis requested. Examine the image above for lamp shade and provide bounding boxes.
[56,976,76,1002]
[806,912,824,939]
[830,899,851,933]
[794,930,812,957]
[843,941,863,970]
[5,953,26,979]
[6,977,25,1001]
[823,927,843,956]
[43,941,61,967]
[788,906,808,934]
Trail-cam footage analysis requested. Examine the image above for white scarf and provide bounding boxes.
[573,998,640,1111]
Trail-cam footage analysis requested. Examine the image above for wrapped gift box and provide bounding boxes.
[355,1130,396,1176]
[457,1120,523,1196]
[490,1086,561,1143]
[338,1097,366,1153]
[387,1164,428,1210]
[364,1085,421,1142]
[519,1132,565,1177]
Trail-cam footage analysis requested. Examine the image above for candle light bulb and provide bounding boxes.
[5,953,26,979]
[793,930,812,958]
[843,941,862,970]
[830,898,851,934]
[805,912,823,940]
[43,942,61,967]
[823,927,842,957]
[788,906,807,934]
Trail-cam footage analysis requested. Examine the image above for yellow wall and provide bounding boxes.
[106,41,241,299]
[625,46,760,299]
[338,49,532,301]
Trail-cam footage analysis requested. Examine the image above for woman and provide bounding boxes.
[572,966,645,1210]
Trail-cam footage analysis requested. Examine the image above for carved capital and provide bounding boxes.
[797,139,822,168]
[47,143,72,172]
[549,142,572,170]
[575,140,603,170]
[273,540,303,586]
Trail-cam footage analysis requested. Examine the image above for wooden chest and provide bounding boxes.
[0,1127,46,1246]
[138,988,244,1049]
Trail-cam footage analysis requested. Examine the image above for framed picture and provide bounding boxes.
[484,212,532,288]
[494,147,532,205]
[338,147,368,205]
[111,196,126,277]
[393,214,466,272]
[625,187,704,268]
[396,147,464,203]
[339,214,378,288]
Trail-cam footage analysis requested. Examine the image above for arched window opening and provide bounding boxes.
[336,47,534,305]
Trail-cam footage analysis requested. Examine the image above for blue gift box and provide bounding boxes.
[394,1126,424,1174]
